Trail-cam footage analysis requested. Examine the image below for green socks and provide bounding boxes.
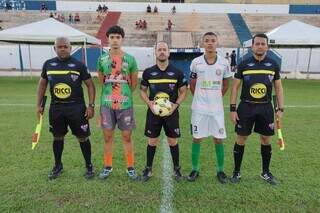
[191,143,201,171]
[215,143,224,172]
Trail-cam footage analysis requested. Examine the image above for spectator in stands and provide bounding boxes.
[60,14,65,23]
[154,6,158,13]
[40,2,47,13]
[74,13,80,23]
[0,26,3,31]
[49,12,54,18]
[102,5,108,13]
[230,50,237,72]
[142,20,147,30]
[135,21,139,29]
[69,13,73,23]
[171,6,176,14]
[97,4,102,13]
[166,19,173,31]
[147,4,151,13]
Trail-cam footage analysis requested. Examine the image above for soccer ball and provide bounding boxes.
[153,98,172,117]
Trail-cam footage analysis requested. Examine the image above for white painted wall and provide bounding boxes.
[1,45,319,79]
[56,1,289,14]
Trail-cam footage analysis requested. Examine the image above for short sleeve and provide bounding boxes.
[140,69,149,87]
[41,61,48,80]
[273,62,281,81]
[129,57,138,73]
[234,62,244,79]
[97,56,103,73]
[80,63,91,81]
[189,60,197,79]
[177,70,187,88]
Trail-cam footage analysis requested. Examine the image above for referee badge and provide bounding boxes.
[71,74,79,82]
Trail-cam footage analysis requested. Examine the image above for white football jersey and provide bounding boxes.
[190,54,232,115]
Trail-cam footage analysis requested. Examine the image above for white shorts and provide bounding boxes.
[191,111,227,139]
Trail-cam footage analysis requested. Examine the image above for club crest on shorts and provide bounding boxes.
[71,74,79,82]
[269,123,275,130]
[219,128,224,134]
[174,128,180,135]
[124,116,131,124]
[81,124,88,132]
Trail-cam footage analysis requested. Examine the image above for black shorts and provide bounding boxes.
[144,109,180,138]
[49,103,90,137]
[235,101,274,136]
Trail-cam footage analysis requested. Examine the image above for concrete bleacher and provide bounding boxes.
[243,14,320,35]
[118,12,239,47]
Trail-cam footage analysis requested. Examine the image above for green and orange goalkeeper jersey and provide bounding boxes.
[97,51,138,110]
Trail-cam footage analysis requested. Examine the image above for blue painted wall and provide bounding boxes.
[25,0,56,11]
[72,47,102,71]
[289,5,320,14]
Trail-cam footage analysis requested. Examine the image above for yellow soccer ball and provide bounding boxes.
[153,98,172,117]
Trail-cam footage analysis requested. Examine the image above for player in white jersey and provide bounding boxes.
[187,32,232,184]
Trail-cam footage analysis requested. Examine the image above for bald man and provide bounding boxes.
[36,37,96,180]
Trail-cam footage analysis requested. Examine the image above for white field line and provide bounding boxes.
[159,136,174,213]
[1,103,320,109]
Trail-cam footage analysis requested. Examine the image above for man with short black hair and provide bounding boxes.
[230,33,284,185]
[37,37,96,180]
[187,32,232,184]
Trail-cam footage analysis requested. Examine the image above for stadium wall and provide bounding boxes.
[56,1,289,14]
[1,45,319,79]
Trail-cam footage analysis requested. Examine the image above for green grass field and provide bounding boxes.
[0,77,319,212]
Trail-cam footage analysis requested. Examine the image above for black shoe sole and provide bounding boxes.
[48,169,63,180]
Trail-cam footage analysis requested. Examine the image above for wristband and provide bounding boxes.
[230,104,236,112]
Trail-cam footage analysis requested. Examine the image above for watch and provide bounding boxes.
[278,108,284,112]
[88,103,95,108]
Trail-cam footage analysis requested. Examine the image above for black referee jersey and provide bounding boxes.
[41,57,91,104]
[234,56,280,103]
[141,64,187,103]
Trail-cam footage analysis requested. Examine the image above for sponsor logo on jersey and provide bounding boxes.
[264,62,272,67]
[50,62,58,66]
[68,63,76,67]
[167,72,175,76]
[150,72,158,76]
[247,63,255,67]
[249,83,267,99]
[200,80,221,90]
[105,95,128,103]
[53,83,71,99]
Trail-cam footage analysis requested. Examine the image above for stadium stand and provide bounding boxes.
[228,13,252,46]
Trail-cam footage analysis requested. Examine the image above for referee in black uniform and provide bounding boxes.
[140,41,187,182]
[36,37,96,180]
[229,34,284,185]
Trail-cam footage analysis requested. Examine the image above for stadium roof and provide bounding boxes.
[0,18,101,45]
[243,20,320,47]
